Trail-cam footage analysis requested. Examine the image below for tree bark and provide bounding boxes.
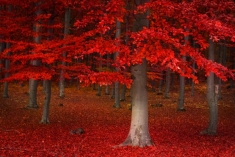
[120,84,126,101]
[113,19,121,108]
[96,54,103,96]
[40,11,54,124]
[3,42,10,98]
[40,80,51,124]
[177,33,189,111]
[200,39,218,135]
[120,0,154,147]
[0,41,5,81]
[164,68,171,98]
[121,59,153,147]
[59,7,71,98]
[191,59,195,96]
[157,73,163,95]
[177,55,186,111]
[28,2,41,108]
[3,5,12,98]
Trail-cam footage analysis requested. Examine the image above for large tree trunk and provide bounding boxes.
[28,2,41,108]
[120,0,154,147]
[40,12,54,124]
[200,39,218,135]
[59,7,71,98]
[121,59,153,147]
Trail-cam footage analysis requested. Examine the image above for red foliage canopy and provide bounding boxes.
[0,0,234,84]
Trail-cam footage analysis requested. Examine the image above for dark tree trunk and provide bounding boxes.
[111,83,115,99]
[113,19,121,108]
[28,2,41,108]
[191,59,195,96]
[96,85,101,96]
[59,7,71,98]
[40,80,51,124]
[105,55,111,95]
[200,39,218,135]
[120,84,126,101]
[164,68,171,98]
[40,11,54,124]
[177,33,189,111]
[3,42,10,98]
[157,74,163,95]
[96,54,103,96]
[114,82,120,108]
[3,5,12,98]
[0,42,5,81]
[177,56,186,111]
[105,85,110,95]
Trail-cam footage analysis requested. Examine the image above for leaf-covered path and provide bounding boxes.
[0,83,235,156]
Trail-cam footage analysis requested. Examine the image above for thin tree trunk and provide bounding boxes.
[157,74,163,95]
[164,68,171,98]
[105,54,111,95]
[40,12,54,124]
[177,33,189,111]
[105,85,110,95]
[0,42,5,81]
[177,55,186,111]
[119,3,129,101]
[3,5,12,98]
[113,19,121,108]
[120,84,126,101]
[114,82,120,108]
[217,41,227,99]
[229,55,235,88]
[40,80,51,124]
[3,42,10,98]
[96,85,101,96]
[111,83,115,99]
[191,59,195,96]
[200,39,218,135]
[96,54,103,96]
[59,7,71,98]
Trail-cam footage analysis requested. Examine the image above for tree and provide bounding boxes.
[120,0,154,147]
[59,7,71,98]
[28,1,42,108]
[164,68,171,98]
[40,8,56,124]
[113,19,121,108]
[177,36,188,111]
[200,39,218,135]
[1,0,235,147]
[2,5,12,98]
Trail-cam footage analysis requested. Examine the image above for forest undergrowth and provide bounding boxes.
[0,82,235,156]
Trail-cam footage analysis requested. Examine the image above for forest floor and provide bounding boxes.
[0,82,235,157]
